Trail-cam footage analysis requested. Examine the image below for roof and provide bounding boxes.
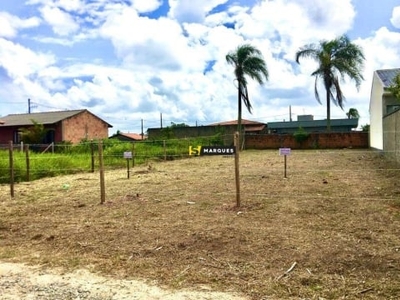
[376,68,400,88]
[0,109,112,127]
[208,119,265,126]
[268,118,358,129]
[110,132,145,140]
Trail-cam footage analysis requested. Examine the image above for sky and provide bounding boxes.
[0,0,400,135]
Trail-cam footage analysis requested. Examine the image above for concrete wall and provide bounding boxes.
[245,132,369,149]
[383,109,400,162]
[370,72,384,150]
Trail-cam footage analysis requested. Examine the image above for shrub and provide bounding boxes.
[293,127,309,144]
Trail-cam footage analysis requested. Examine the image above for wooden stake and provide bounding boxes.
[9,141,14,198]
[98,140,105,204]
[25,144,30,181]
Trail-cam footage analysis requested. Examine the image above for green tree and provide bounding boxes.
[226,44,269,140]
[295,35,365,131]
[387,73,400,100]
[361,124,370,132]
[19,119,48,144]
[346,108,360,119]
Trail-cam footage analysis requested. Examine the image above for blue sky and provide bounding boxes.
[0,0,400,134]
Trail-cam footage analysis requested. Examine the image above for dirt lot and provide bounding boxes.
[1,149,400,299]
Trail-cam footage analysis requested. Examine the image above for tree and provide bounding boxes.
[295,35,365,131]
[387,73,400,101]
[19,119,48,144]
[361,124,370,132]
[346,108,360,119]
[226,44,269,140]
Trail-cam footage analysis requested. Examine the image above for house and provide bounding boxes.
[267,115,359,134]
[109,132,146,141]
[0,109,112,144]
[207,119,267,134]
[369,68,400,150]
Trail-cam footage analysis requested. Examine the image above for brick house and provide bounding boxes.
[109,132,146,141]
[0,109,112,144]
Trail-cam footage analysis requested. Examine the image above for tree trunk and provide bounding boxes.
[237,84,242,147]
[326,88,331,132]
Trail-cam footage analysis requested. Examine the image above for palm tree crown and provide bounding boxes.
[226,44,269,135]
[346,108,360,119]
[295,35,365,131]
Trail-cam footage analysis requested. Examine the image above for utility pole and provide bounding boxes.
[141,119,144,140]
[28,98,31,114]
[160,113,163,128]
[289,105,292,122]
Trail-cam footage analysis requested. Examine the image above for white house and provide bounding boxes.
[369,68,400,150]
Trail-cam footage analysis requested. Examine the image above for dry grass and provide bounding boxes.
[1,149,400,299]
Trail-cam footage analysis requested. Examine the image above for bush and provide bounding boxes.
[293,127,309,144]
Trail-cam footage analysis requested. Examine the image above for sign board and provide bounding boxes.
[279,148,291,156]
[123,151,133,159]
[189,146,235,156]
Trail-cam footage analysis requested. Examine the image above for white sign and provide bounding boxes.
[279,148,291,156]
[123,151,133,159]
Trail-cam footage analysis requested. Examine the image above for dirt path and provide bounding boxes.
[0,262,247,300]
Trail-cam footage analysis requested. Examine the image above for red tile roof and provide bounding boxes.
[208,119,265,126]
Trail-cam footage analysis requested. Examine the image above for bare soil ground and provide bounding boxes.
[1,149,400,299]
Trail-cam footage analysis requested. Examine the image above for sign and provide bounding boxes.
[279,148,291,156]
[189,146,235,156]
[123,151,133,159]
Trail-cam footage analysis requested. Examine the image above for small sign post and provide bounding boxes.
[279,148,291,178]
[124,151,133,179]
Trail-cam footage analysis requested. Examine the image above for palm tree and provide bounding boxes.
[346,108,360,119]
[226,44,269,140]
[295,35,365,131]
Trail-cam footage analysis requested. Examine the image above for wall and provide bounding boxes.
[0,123,62,144]
[370,72,384,150]
[62,111,109,144]
[245,132,369,149]
[383,109,400,162]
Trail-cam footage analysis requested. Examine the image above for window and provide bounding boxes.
[387,105,400,114]
[13,130,22,143]
[44,129,55,143]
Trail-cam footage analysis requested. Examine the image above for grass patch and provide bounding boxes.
[1,149,400,299]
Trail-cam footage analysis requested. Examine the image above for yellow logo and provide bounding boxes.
[189,146,202,156]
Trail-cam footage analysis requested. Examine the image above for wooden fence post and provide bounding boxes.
[9,141,14,198]
[98,140,106,204]
[25,144,30,181]
[90,140,95,173]
[132,142,135,168]
[163,140,166,161]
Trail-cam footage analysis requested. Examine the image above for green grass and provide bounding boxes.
[0,135,224,184]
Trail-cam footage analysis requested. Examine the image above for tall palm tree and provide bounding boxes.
[295,35,365,131]
[226,44,269,139]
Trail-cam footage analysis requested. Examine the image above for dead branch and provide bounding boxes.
[276,262,297,281]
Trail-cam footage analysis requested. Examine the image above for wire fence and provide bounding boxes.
[1,142,399,206]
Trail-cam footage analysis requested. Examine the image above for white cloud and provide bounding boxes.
[391,6,400,28]
[39,5,79,36]
[0,12,40,38]
[0,38,55,79]
[2,0,400,133]
[169,0,228,23]
[132,0,163,13]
